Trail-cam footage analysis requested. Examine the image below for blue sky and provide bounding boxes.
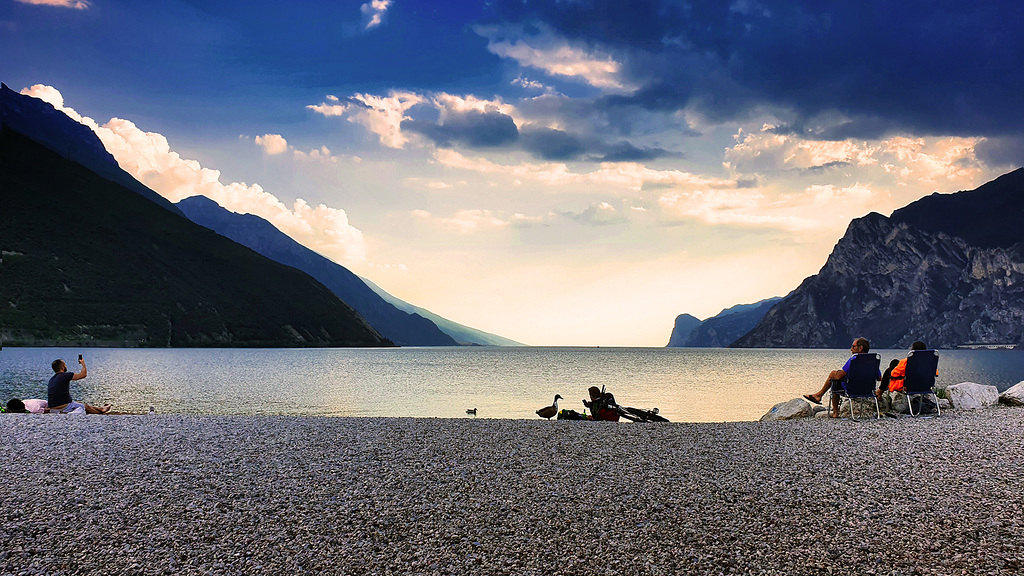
[3,0,1023,345]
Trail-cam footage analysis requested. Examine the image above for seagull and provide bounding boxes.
[466,408,477,415]
[536,394,563,420]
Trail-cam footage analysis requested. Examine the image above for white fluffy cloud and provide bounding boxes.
[360,0,392,31]
[309,91,423,149]
[476,24,633,92]
[254,133,289,155]
[16,0,89,9]
[23,85,367,265]
[724,122,984,187]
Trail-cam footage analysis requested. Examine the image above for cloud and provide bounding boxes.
[403,108,519,148]
[309,91,423,149]
[413,209,512,234]
[26,85,368,265]
[254,133,289,155]
[361,0,392,31]
[487,0,1024,138]
[519,126,585,160]
[724,122,986,187]
[15,0,90,9]
[563,202,629,226]
[475,24,634,92]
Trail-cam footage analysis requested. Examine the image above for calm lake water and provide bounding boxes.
[2,347,1023,422]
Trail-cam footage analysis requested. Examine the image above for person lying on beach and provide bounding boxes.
[802,337,880,418]
[48,356,111,415]
[5,399,49,413]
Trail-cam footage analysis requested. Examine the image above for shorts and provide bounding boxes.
[55,401,86,415]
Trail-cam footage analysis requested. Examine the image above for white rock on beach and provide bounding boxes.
[946,382,1000,410]
[760,398,814,421]
[999,380,1024,406]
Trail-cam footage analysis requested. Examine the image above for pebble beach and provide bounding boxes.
[2,409,1023,575]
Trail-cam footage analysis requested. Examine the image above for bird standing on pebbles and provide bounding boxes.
[536,394,562,419]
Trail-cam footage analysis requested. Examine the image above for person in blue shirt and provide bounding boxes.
[802,337,877,417]
[47,356,111,414]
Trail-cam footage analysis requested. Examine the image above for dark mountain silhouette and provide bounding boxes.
[1,125,390,347]
[734,168,1024,348]
[176,195,458,346]
[0,83,181,215]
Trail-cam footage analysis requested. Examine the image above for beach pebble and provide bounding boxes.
[2,410,1023,575]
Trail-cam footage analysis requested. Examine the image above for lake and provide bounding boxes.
[2,346,1023,422]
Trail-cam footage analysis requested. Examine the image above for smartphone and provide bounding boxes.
[78,354,83,361]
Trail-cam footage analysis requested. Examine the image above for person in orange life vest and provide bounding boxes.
[802,337,880,418]
[884,341,935,395]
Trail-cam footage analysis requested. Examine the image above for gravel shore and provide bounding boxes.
[2,409,1023,575]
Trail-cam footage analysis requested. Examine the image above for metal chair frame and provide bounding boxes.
[836,353,882,422]
[904,349,941,418]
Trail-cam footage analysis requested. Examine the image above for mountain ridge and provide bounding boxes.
[176,195,459,347]
[1,121,390,347]
[734,169,1024,348]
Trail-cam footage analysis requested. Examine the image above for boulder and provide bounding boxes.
[999,380,1024,406]
[890,392,909,414]
[761,398,814,421]
[837,397,881,419]
[946,382,1000,410]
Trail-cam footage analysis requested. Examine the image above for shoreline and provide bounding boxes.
[3,408,1023,574]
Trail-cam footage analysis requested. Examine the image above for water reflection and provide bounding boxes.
[2,347,1022,422]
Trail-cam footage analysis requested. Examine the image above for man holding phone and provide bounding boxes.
[47,355,111,414]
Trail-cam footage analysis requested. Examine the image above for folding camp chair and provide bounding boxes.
[903,349,940,417]
[836,353,881,421]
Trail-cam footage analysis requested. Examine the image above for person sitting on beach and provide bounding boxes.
[876,359,900,398]
[584,386,620,422]
[5,399,49,413]
[48,356,111,415]
[802,337,880,418]
[885,341,932,394]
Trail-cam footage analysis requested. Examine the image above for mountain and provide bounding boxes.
[734,168,1024,348]
[1,125,391,347]
[176,195,457,347]
[683,298,783,347]
[0,83,182,216]
[666,314,702,347]
[361,277,525,346]
[666,298,782,347]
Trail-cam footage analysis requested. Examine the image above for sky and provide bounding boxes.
[3,0,1023,346]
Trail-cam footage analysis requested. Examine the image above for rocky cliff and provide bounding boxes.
[666,314,702,347]
[734,169,1024,348]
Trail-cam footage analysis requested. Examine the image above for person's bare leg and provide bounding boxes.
[84,403,111,414]
[806,379,832,403]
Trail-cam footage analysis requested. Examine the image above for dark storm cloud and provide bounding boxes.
[595,142,680,162]
[486,0,1024,138]
[975,138,1024,168]
[519,126,587,160]
[518,126,680,162]
[402,109,520,148]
